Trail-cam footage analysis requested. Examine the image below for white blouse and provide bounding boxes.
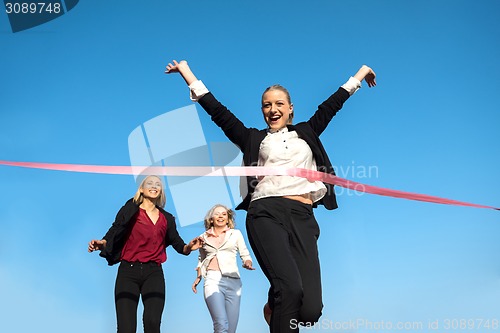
[197,229,252,279]
[251,127,327,203]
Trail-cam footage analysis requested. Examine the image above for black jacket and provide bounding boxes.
[198,87,351,211]
[100,198,187,266]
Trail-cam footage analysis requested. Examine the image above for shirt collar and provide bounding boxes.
[206,226,230,237]
[267,127,289,134]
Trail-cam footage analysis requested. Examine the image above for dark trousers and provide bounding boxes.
[114,261,165,333]
[246,197,323,333]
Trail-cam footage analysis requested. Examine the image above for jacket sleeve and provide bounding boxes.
[196,252,203,269]
[164,213,188,255]
[306,87,350,136]
[101,200,131,241]
[196,233,206,268]
[198,92,253,150]
[235,230,252,263]
[99,198,138,265]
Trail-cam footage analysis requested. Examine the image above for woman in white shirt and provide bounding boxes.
[166,60,376,333]
[192,204,254,333]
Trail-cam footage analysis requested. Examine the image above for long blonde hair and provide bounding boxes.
[203,204,235,230]
[133,175,166,208]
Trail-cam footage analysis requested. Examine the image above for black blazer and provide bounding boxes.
[100,198,187,266]
[198,87,351,211]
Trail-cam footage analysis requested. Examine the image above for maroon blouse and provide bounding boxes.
[120,208,168,264]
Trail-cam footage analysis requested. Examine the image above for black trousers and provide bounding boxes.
[114,261,165,333]
[246,197,323,333]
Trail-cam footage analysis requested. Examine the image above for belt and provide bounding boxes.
[121,260,160,267]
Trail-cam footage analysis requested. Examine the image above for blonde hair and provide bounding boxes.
[133,175,166,208]
[204,204,235,230]
[262,84,294,124]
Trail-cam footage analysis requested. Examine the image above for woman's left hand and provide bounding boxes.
[354,65,377,88]
[364,67,377,87]
[243,260,255,270]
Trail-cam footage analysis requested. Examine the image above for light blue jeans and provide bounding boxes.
[204,270,242,333]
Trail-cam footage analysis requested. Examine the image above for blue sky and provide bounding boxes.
[1,1,499,332]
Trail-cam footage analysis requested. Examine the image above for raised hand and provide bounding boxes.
[354,65,377,87]
[364,67,377,87]
[164,59,198,86]
[165,60,188,74]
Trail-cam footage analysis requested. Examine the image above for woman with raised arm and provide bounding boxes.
[88,175,203,333]
[166,60,376,333]
[192,204,255,333]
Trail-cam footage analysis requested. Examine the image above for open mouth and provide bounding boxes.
[269,114,281,123]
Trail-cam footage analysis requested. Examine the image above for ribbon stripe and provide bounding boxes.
[0,160,498,211]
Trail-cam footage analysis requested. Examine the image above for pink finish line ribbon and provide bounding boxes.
[0,160,498,211]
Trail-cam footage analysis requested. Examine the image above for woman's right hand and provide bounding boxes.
[165,60,198,86]
[165,60,188,74]
[88,239,106,253]
[187,236,204,252]
[192,276,202,294]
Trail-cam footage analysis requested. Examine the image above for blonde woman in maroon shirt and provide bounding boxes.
[88,175,203,333]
